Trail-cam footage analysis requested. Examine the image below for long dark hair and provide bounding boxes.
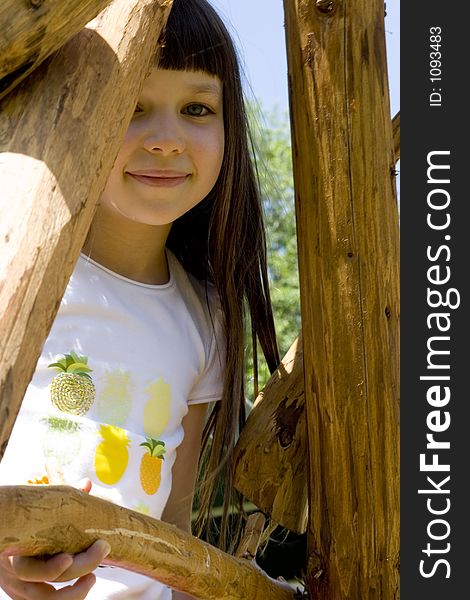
[161,0,279,549]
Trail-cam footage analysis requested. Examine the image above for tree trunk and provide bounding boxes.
[233,335,308,534]
[0,486,296,600]
[0,0,114,99]
[283,0,400,598]
[233,107,399,535]
[0,0,173,460]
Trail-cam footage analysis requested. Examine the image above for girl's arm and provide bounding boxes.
[161,402,209,600]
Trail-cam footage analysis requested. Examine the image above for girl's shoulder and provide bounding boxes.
[167,251,225,377]
[166,249,222,330]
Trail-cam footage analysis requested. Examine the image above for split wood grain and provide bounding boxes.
[0,0,113,99]
[233,335,308,534]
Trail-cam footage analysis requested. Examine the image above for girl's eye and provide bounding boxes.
[184,103,212,117]
[134,104,144,114]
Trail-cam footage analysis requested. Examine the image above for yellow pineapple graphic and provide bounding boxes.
[48,352,95,416]
[94,425,130,485]
[143,378,171,438]
[97,369,133,426]
[139,437,166,495]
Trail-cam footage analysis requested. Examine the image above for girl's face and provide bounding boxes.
[100,68,224,226]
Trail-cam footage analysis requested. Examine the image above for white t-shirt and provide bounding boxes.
[0,250,225,599]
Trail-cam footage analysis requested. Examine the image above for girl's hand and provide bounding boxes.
[0,539,110,599]
[0,475,110,599]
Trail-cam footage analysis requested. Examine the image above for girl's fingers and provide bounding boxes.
[52,573,97,599]
[7,579,60,599]
[73,479,92,494]
[51,541,110,583]
[11,554,74,583]
[10,540,110,584]
[7,573,96,599]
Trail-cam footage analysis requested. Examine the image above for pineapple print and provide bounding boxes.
[95,425,130,485]
[48,352,95,416]
[143,378,171,438]
[139,437,166,495]
[42,416,82,466]
[97,369,133,426]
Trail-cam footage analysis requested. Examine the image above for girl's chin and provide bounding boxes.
[94,201,172,228]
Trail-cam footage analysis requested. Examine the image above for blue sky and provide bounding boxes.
[211,0,400,117]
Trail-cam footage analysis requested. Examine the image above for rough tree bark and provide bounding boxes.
[0,486,296,600]
[232,111,399,536]
[0,0,113,99]
[283,1,400,598]
[0,0,173,460]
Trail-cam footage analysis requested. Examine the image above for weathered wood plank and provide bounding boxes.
[0,0,113,99]
[0,0,173,460]
[0,486,296,600]
[283,0,400,597]
[233,335,308,534]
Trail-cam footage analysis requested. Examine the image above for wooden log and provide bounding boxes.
[283,0,400,598]
[0,0,114,99]
[233,335,308,534]
[0,0,173,460]
[0,486,296,600]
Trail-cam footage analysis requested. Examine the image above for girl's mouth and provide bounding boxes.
[127,171,190,187]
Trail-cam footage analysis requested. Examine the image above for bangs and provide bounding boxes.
[157,0,237,80]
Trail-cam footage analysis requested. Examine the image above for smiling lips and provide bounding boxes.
[127,170,190,187]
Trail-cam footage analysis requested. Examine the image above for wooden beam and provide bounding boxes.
[0,0,114,99]
[233,335,307,534]
[0,0,173,460]
[283,1,399,597]
[0,486,296,600]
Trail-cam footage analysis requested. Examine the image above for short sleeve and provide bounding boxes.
[187,305,225,405]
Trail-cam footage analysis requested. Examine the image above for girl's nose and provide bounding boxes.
[142,114,185,155]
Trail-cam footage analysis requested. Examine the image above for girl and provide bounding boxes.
[0,0,279,598]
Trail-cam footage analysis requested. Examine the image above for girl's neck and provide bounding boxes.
[82,208,172,285]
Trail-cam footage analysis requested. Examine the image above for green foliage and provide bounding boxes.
[245,103,301,401]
